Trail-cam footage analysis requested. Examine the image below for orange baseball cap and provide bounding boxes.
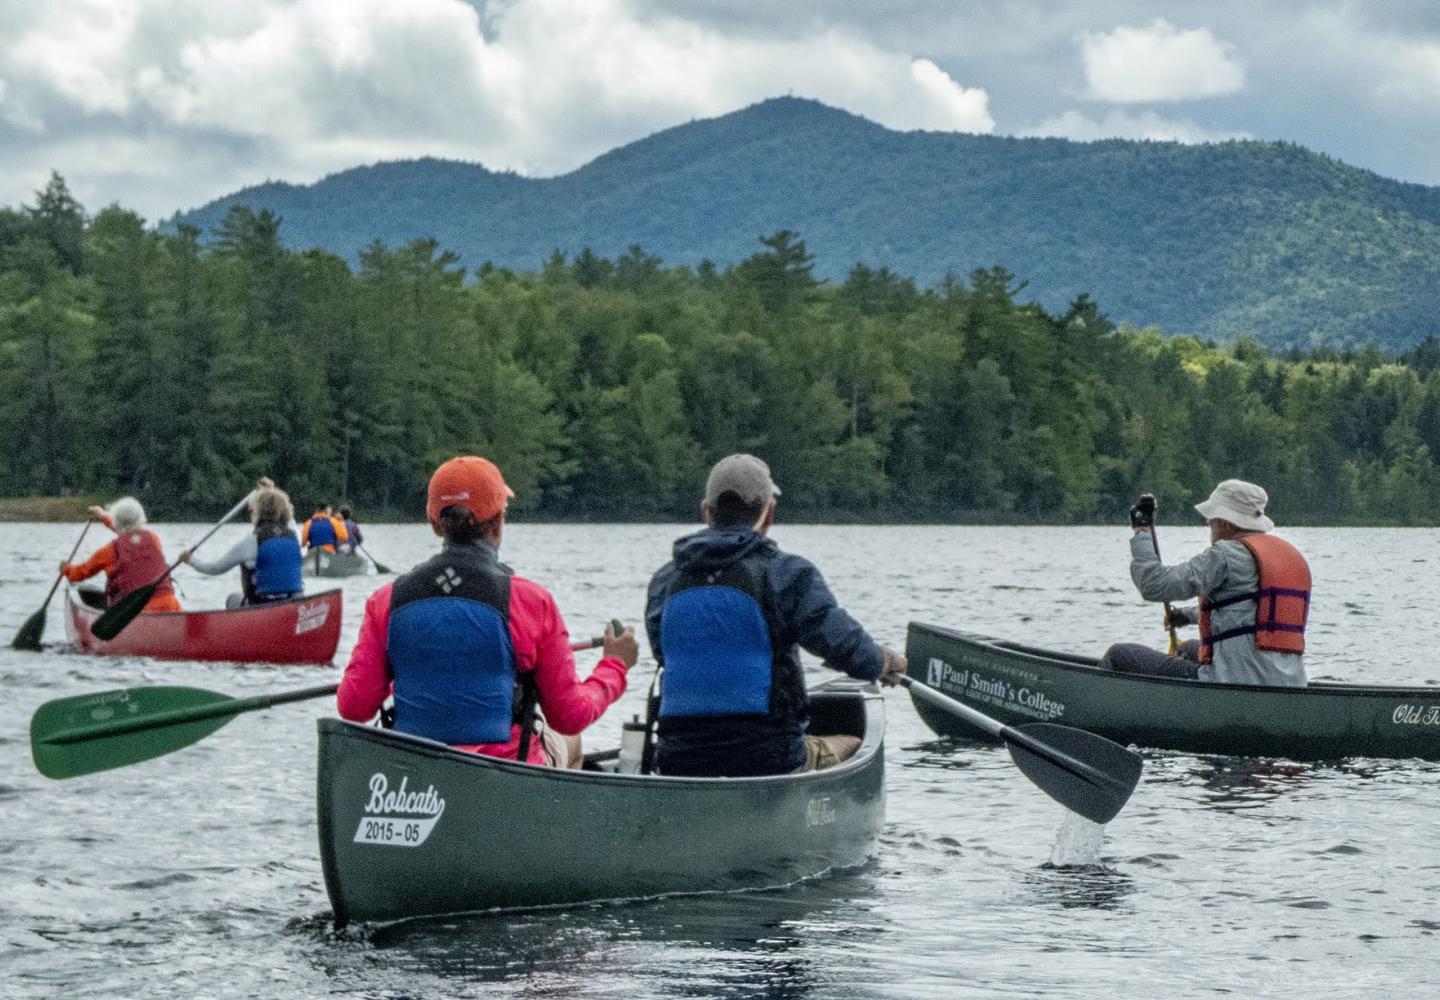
[426,456,515,527]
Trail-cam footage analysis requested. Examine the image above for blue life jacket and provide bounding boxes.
[658,553,784,719]
[306,515,336,550]
[253,531,302,596]
[386,544,522,746]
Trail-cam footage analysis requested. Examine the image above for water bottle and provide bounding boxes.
[618,716,647,774]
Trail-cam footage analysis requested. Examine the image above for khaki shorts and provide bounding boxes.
[540,726,569,768]
[792,735,842,773]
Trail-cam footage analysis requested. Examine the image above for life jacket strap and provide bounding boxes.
[514,670,540,762]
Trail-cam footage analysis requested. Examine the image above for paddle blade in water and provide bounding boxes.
[31,685,236,779]
[88,583,156,641]
[11,608,46,651]
[1004,722,1143,825]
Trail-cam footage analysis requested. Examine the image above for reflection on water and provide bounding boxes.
[1187,756,1314,811]
[315,870,887,1000]
[1024,864,1136,912]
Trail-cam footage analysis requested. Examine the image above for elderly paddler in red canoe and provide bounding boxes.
[60,497,181,612]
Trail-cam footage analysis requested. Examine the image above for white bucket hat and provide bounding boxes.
[1194,479,1274,532]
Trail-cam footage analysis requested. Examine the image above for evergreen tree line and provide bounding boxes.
[6,173,1440,525]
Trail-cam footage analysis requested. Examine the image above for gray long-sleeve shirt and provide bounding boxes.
[1129,531,1307,687]
[188,534,259,575]
[188,523,300,576]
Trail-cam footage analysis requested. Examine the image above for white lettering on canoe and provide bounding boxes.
[353,773,446,848]
[294,601,330,636]
[927,657,968,690]
[925,657,1065,720]
[806,796,836,828]
[1392,705,1440,726]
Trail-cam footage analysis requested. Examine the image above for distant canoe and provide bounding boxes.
[66,588,342,665]
[302,549,368,578]
[316,683,886,925]
[907,621,1440,761]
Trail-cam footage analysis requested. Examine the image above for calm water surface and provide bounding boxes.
[3,522,1439,998]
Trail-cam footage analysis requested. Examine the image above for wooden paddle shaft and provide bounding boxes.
[1146,524,1181,652]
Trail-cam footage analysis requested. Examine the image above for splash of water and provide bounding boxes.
[1049,810,1106,866]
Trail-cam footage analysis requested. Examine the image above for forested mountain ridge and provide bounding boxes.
[169,97,1440,349]
[10,172,1440,524]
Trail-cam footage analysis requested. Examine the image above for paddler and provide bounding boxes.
[644,454,907,778]
[337,455,636,767]
[338,505,363,554]
[61,497,181,611]
[1101,479,1310,686]
[300,504,348,553]
[179,480,304,606]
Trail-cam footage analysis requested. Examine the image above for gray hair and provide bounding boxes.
[109,496,146,532]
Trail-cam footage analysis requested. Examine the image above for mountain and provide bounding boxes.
[169,97,1440,348]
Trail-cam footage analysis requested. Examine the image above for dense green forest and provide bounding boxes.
[8,174,1440,525]
[173,97,1440,349]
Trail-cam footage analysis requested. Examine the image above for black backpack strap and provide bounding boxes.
[514,670,540,762]
[640,666,662,775]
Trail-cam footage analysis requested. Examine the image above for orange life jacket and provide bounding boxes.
[107,529,173,606]
[1198,534,1310,664]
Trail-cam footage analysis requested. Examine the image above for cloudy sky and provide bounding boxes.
[3,0,1440,221]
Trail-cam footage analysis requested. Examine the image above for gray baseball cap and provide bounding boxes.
[704,454,781,507]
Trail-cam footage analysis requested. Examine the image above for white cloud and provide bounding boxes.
[1374,39,1440,104]
[1080,19,1245,103]
[1018,109,1249,144]
[0,0,993,216]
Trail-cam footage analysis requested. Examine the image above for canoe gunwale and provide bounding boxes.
[319,682,884,788]
[933,622,1440,700]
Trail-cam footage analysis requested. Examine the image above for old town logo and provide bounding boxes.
[293,600,330,636]
[353,773,447,848]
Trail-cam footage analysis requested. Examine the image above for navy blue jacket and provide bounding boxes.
[645,527,883,776]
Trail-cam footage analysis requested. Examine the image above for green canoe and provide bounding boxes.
[302,549,368,578]
[316,683,885,926]
[907,621,1440,761]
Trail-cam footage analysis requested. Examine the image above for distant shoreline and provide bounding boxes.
[1,496,1432,529]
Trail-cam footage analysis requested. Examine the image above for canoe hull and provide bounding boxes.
[316,685,885,925]
[302,550,368,577]
[908,621,1440,761]
[65,589,342,665]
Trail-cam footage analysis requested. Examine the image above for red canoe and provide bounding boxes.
[65,588,343,665]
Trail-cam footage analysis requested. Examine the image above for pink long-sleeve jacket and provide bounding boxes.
[337,578,628,763]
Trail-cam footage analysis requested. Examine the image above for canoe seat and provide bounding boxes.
[807,690,866,739]
[77,587,107,611]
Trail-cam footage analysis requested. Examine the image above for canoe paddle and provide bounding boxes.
[357,543,390,574]
[12,518,93,651]
[1140,493,1181,655]
[31,631,621,779]
[900,676,1142,824]
[89,490,255,641]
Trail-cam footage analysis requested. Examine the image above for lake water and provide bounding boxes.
[3,522,1439,999]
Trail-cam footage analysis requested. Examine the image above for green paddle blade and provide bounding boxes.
[1004,722,1143,825]
[11,607,46,650]
[31,685,236,779]
[88,582,156,641]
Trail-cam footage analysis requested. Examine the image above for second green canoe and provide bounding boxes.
[908,621,1440,761]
